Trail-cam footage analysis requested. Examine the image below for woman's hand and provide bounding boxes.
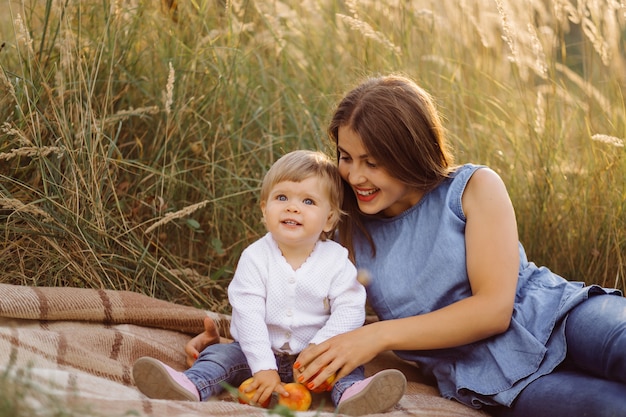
[294,324,383,391]
[184,316,220,367]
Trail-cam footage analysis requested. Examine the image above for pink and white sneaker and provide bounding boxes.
[336,369,406,416]
[132,357,200,401]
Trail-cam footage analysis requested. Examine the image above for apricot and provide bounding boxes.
[310,368,336,393]
[237,377,271,408]
[278,382,312,411]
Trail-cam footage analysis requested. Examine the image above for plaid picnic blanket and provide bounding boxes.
[0,283,489,416]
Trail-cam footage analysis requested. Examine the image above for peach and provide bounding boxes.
[310,368,336,393]
[237,377,271,408]
[278,382,312,411]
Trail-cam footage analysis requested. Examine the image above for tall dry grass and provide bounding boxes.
[1,0,625,312]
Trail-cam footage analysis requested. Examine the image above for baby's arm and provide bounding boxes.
[228,249,278,372]
[308,255,366,344]
[229,246,290,403]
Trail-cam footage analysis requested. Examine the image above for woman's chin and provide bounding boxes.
[356,202,380,216]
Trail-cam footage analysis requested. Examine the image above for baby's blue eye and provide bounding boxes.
[303,198,314,205]
[277,195,287,201]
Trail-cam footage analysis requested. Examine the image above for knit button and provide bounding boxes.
[288,277,295,284]
[286,309,293,317]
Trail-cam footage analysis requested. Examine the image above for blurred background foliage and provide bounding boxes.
[0,0,624,312]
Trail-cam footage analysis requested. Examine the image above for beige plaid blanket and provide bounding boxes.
[0,283,489,416]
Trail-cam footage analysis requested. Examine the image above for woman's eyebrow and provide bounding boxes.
[338,146,369,160]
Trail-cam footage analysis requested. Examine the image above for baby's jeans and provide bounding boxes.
[491,294,626,417]
[184,341,365,405]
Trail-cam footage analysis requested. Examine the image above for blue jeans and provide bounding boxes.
[490,294,626,417]
[184,341,365,405]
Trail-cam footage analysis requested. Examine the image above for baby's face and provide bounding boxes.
[261,176,334,251]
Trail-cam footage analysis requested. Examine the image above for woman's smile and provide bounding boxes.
[354,186,380,202]
[338,126,422,217]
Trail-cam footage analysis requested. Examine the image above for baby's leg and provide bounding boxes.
[133,341,251,401]
[133,356,201,401]
[185,341,251,400]
[332,367,407,416]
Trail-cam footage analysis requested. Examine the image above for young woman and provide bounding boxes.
[134,150,406,416]
[292,75,626,417]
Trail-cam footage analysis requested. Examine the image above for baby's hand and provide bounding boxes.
[244,370,287,406]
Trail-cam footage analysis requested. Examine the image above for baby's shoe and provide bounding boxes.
[335,369,406,416]
[132,357,200,401]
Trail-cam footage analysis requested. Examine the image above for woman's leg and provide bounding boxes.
[490,367,626,417]
[491,294,626,417]
[565,294,626,383]
[185,341,252,400]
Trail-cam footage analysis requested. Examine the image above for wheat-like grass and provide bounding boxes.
[144,189,255,234]
[537,83,588,113]
[1,122,30,145]
[101,106,160,127]
[526,23,548,79]
[534,91,546,136]
[1,0,624,315]
[345,0,360,18]
[252,1,290,56]
[555,62,612,112]
[0,198,53,222]
[337,14,402,56]
[0,69,16,100]
[0,146,64,161]
[581,16,611,66]
[591,134,625,148]
[14,13,33,56]
[460,0,492,48]
[495,0,520,65]
[164,62,175,115]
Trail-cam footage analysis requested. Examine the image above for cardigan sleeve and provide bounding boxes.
[228,242,278,374]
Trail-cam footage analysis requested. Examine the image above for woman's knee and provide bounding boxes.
[565,294,626,382]
[492,369,626,417]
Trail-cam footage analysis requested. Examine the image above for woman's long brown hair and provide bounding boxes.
[328,75,455,261]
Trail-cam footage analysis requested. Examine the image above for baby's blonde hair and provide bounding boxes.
[260,150,344,240]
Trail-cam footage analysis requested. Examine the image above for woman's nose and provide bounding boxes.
[348,163,366,185]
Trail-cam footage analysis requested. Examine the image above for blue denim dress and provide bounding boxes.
[352,164,620,408]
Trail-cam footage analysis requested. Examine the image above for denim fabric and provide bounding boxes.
[351,164,622,408]
[184,341,364,405]
[489,294,626,417]
[330,364,366,405]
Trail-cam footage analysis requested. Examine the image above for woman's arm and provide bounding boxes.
[296,168,519,387]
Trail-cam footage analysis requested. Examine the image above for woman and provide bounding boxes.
[291,75,626,416]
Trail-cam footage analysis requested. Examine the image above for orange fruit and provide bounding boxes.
[278,382,312,411]
[237,377,271,408]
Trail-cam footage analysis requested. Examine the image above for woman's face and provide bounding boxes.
[337,126,423,218]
